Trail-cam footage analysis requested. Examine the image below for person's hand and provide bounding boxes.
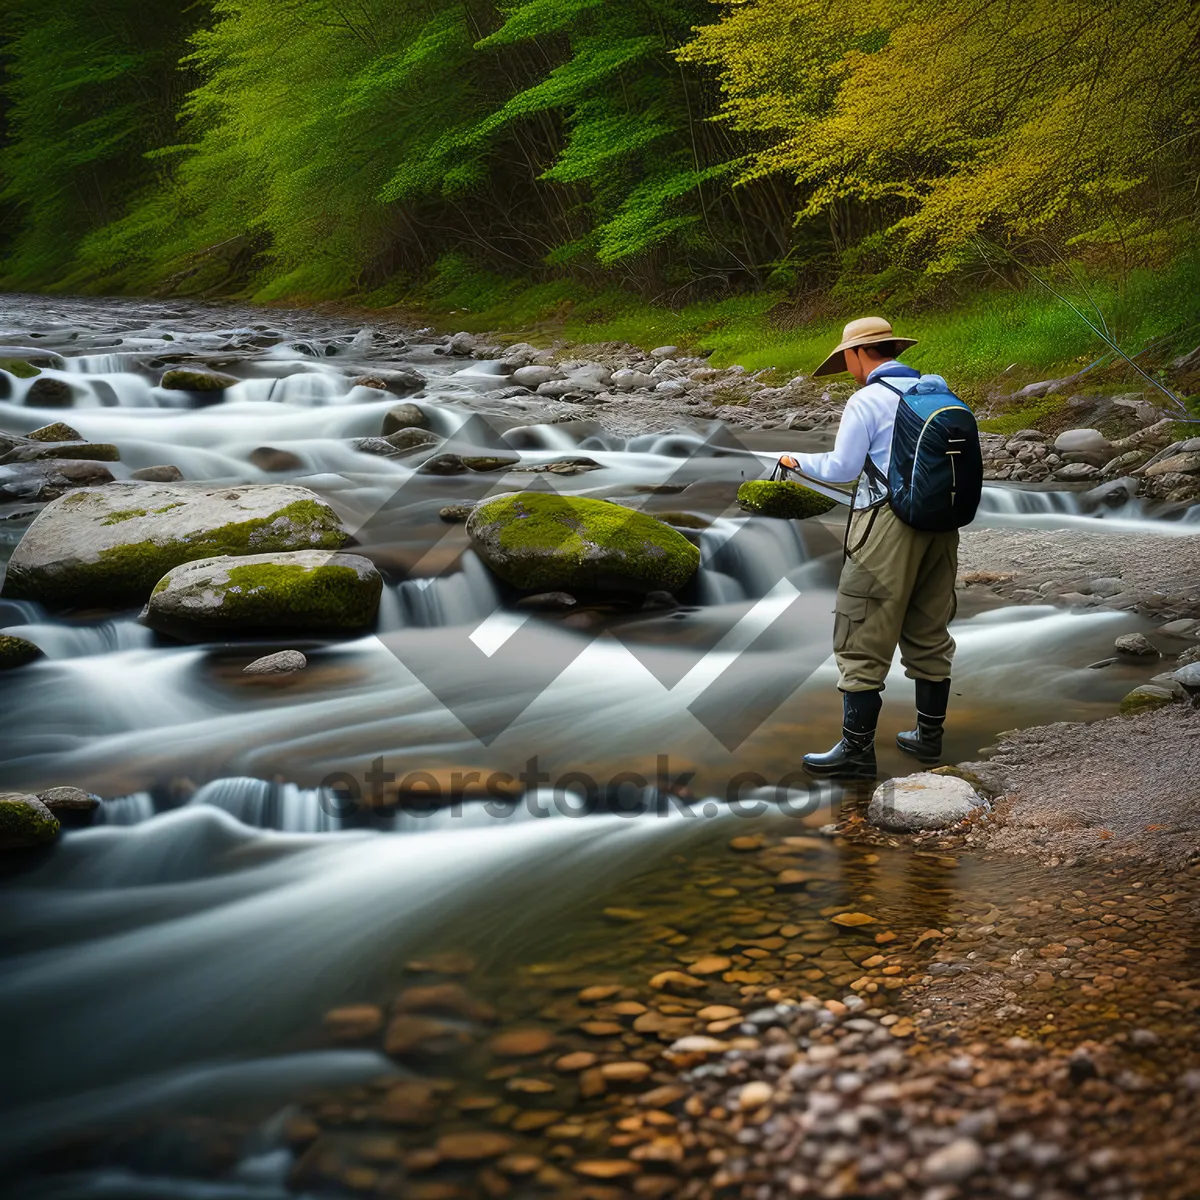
[779,454,798,470]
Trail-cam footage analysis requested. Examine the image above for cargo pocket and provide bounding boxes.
[833,591,872,652]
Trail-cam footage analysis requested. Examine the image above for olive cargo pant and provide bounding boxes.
[834,504,959,692]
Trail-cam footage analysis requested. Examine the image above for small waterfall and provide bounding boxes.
[99,792,157,825]
[978,484,1200,532]
[384,551,504,629]
[187,778,345,833]
[4,619,154,659]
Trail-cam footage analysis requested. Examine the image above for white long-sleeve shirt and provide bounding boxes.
[792,362,920,508]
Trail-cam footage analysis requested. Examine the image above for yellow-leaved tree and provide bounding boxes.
[679,0,1200,286]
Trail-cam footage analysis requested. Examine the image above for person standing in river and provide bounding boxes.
[777,317,980,779]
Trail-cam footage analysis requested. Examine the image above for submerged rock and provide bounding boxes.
[0,439,120,464]
[867,772,983,832]
[0,793,60,849]
[143,550,381,637]
[438,503,476,523]
[131,465,185,482]
[249,446,304,472]
[737,479,837,519]
[0,634,43,669]
[381,402,428,435]
[3,482,347,608]
[466,491,700,595]
[243,649,308,675]
[25,377,75,407]
[385,428,442,453]
[353,367,424,396]
[159,368,238,392]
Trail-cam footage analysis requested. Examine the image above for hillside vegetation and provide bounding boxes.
[1,0,1197,379]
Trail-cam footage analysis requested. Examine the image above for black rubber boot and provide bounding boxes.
[803,689,882,779]
[896,678,951,762]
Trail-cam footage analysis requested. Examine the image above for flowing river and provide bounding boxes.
[0,296,1191,1199]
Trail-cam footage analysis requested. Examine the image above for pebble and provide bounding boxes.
[434,1132,514,1161]
[487,1028,555,1056]
[322,1004,383,1041]
[737,1080,773,1109]
[922,1137,986,1183]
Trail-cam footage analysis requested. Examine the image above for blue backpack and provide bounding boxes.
[874,374,982,531]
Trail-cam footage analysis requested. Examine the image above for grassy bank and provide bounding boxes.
[356,253,1200,407]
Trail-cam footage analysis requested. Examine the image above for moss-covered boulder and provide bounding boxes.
[737,479,838,520]
[466,491,700,595]
[1118,684,1177,716]
[142,550,381,638]
[0,440,120,464]
[28,422,82,442]
[0,359,41,379]
[2,482,348,609]
[159,368,239,392]
[0,793,60,849]
[0,634,43,670]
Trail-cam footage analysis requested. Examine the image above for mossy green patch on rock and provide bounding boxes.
[3,483,349,608]
[1118,685,1177,716]
[0,793,59,849]
[737,479,838,520]
[143,550,382,637]
[28,422,82,442]
[0,634,43,669]
[0,359,41,379]
[159,368,239,391]
[466,491,699,595]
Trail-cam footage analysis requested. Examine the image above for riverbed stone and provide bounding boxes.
[1114,632,1157,656]
[3,482,348,608]
[511,366,563,389]
[1054,462,1101,482]
[466,491,699,596]
[249,446,304,472]
[737,479,837,519]
[37,786,100,812]
[0,634,43,669]
[28,422,82,442]
[243,649,308,675]
[353,367,423,396]
[160,368,239,392]
[381,403,428,435]
[0,793,60,849]
[131,465,185,482]
[1118,684,1176,715]
[26,377,75,407]
[1173,662,1200,692]
[385,428,442,454]
[1145,452,1200,477]
[1054,428,1111,455]
[0,459,116,504]
[143,550,381,637]
[867,773,983,832]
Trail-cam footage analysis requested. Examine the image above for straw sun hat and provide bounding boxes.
[812,316,917,377]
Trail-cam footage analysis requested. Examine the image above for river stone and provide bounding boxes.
[419,453,467,475]
[612,369,655,392]
[1119,684,1176,715]
[1173,662,1200,692]
[1144,452,1200,477]
[143,551,381,637]
[28,422,82,442]
[352,367,423,395]
[249,446,304,472]
[38,786,100,812]
[1114,632,1157,656]
[25,377,75,408]
[737,480,837,519]
[0,358,41,379]
[3,482,347,608]
[1054,428,1111,454]
[0,793,60,849]
[243,649,308,675]
[0,440,120,465]
[0,459,115,503]
[381,402,428,435]
[131,465,185,482]
[0,634,43,669]
[922,1137,985,1184]
[439,503,476,523]
[511,365,562,389]
[386,428,441,453]
[159,368,238,391]
[462,456,519,472]
[467,491,700,595]
[1054,462,1101,482]
[867,773,983,832]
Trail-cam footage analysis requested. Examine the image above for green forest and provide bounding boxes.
[1,0,1198,375]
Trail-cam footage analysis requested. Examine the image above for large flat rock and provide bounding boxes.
[3,482,348,608]
[867,772,984,832]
